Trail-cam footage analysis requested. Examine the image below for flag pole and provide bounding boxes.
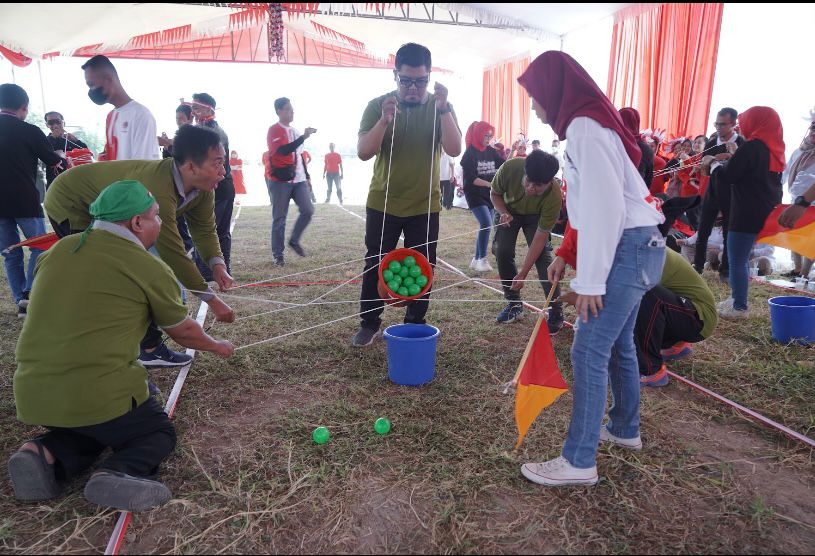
[503,281,559,394]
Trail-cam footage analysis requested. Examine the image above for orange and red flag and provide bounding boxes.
[514,315,569,449]
[1,232,59,254]
[757,205,815,259]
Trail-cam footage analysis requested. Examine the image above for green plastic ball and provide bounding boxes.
[416,275,428,287]
[388,261,402,273]
[397,287,409,297]
[403,256,416,268]
[312,426,330,445]
[408,284,421,296]
[387,280,401,292]
[374,417,391,435]
[409,265,422,278]
[392,275,403,285]
[403,276,415,287]
[399,267,409,278]
[382,269,394,281]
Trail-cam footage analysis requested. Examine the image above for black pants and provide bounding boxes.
[635,285,705,375]
[194,180,234,281]
[493,213,561,315]
[37,397,176,481]
[441,180,454,210]
[360,208,439,331]
[694,179,730,277]
[176,215,194,253]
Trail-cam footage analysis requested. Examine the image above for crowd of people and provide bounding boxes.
[1,42,813,512]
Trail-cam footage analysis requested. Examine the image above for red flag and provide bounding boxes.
[514,315,568,449]
[1,232,59,254]
[757,205,815,258]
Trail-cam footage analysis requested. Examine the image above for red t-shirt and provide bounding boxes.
[325,152,342,174]
[262,151,271,180]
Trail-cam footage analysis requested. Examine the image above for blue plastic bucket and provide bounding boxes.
[383,324,441,386]
[768,296,815,344]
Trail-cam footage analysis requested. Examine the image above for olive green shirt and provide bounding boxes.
[14,227,189,427]
[490,157,562,231]
[359,92,460,217]
[44,158,221,293]
[661,248,718,338]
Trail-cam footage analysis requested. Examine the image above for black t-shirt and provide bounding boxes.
[0,114,63,218]
[637,139,654,187]
[703,134,745,157]
[45,134,88,187]
[201,120,234,201]
[718,139,782,233]
[460,145,504,208]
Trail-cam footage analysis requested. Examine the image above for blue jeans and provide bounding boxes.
[471,205,493,260]
[562,226,666,469]
[727,231,757,310]
[0,217,46,304]
[267,179,314,258]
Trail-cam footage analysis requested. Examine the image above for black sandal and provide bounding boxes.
[8,439,59,501]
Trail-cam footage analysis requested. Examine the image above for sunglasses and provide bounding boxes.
[396,75,429,89]
[46,119,63,126]
[713,121,734,128]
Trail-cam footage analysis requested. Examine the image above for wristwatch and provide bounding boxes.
[794,195,812,208]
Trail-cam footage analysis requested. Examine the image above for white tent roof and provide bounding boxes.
[0,3,632,69]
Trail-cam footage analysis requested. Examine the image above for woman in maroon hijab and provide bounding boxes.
[516,51,665,487]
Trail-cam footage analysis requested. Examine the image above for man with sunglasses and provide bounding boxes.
[490,150,564,333]
[44,112,87,189]
[704,107,744,158]
[352,43,462,347]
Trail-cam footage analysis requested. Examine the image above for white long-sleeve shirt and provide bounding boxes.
[564,117,664,295]
[782,148,815,197]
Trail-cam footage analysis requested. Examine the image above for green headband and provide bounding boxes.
[73,180,155,252]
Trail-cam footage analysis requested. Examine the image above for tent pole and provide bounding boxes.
[37,59,47,111]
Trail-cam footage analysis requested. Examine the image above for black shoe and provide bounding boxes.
[496,302,524,324]
[273,256,285,267]
[352,327,379,347]
[288,241,306,257]
[16,304,26,318]
[547,311,565,335]
[8,441,58,501]
[84,471,171,513]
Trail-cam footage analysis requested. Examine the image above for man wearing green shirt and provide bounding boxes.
[9,181,234,512]
[353,43,462,347]
[490,150,564,333]
[45,124,236,366]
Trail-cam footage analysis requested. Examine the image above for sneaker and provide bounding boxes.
[717,298,748,319]
[288,241,306,257]
[469,257,477,270]
[599,426,643,450]
[351,327,379,347]
[18,292,29,309]
[640,364,670,388]
[17,304,26,318]
[521,456,598,487]
[547,311,565,335]
[661,341,692,361]
[273,256,285,267]
[84,470,172,513]
[473,257,493,272]
[496,302,524,324]
[138,343,192,368]
[148,381,161,396]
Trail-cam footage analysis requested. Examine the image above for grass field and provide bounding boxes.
[1,204,814,554]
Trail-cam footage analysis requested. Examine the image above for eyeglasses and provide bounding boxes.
[713,121,734,128]
[396,75,429,89]
[46,119,63,126]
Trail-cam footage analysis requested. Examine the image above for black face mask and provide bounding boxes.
[88,86,108,105]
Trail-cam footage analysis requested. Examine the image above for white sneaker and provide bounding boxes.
[469,257,477,270]
[473,257,493,272]
[717,298,748,319]
[521,456,598,487]
[599,427,642,450]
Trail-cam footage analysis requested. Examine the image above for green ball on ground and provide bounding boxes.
[416,275,428,287]
[397,287,409,297]
[403,256,416,268]
[408,284,421,296]
[383,269,394,281]
[399,267,409,278]
[312,426,330,445]
[403,276,415,287]
[374,417,391,435]
[409,265,422,278]
[388,261,402,273]
[387,280,401,292]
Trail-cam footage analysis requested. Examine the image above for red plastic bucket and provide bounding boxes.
[376,248,433,307]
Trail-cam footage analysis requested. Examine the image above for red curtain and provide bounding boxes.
[0,45,32,67]
[607,3,724,137]
[482,56,530,147]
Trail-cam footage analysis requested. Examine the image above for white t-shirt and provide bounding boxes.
[563,117,664,295]
[106,100,160,161]
[439,152,453,181]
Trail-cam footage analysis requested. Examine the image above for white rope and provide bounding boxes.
[426,100,438,250]
[379,109,398,258]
